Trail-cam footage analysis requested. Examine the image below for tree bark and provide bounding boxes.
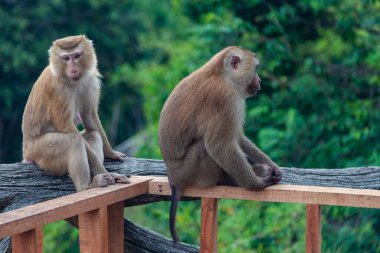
[1,158,380,252]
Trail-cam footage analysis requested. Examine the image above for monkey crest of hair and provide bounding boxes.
[158,46,282,242]
[54,35,85,50]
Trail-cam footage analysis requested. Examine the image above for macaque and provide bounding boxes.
[159,46,282,242]
[22,35,129,192]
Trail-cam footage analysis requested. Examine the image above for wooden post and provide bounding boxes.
[79,207,108,253]
[79,202,125,253]
[107,201,125,253]
[12,227,43,253]
[200,197,218,253]
[306,204,321,253]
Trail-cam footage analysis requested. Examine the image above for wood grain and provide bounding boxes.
[107,201,124,253]
[2,158,380,253]
[79,207,108,253]
[200,198,218,253]
[306,204,321,253]
[148,176,380,208]
[12,227,43,253]
[0,176,149,238]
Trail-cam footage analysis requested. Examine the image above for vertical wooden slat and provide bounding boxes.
[200,197,218,253]
[107,201,124,253]
[306,204,321,253]
[12,227,43,253]
[79,207,108,253]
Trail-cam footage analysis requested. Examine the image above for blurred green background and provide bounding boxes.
[1,0,380,252]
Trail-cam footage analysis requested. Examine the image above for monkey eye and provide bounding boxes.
[73,53,82,59]
[61,55,70,62]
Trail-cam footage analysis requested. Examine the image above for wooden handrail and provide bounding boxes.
[0,176,150,238]
[148,176,380,253]
[1,175,380,253]
[148,176,380,208]
[0,176,150,253]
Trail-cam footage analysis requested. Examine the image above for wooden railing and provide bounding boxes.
[0,177,150,253]
[1,175,380,253]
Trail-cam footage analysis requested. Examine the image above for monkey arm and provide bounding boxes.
[239,136,278,168]
[91,111,125,160]
[204,139,266,189]
[80,108,121,159]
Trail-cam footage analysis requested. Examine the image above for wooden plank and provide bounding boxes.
[0,176,150,238]
[148,177,380,209]
[306,204,321,253]
[78,202,125,253]
[200,198,218,253]
[12,227,43,253]
[107,201,124,253]
[79,207,108,253]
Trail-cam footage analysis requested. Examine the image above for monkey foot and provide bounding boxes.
[109,173,130,184]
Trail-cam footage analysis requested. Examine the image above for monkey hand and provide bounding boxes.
[109,173,130,184]
[271,164,282,183]
[106,150,127,161]
[252,163,282,186]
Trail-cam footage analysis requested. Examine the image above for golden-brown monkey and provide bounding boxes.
[22,35,130,192]
[159,46,282,242]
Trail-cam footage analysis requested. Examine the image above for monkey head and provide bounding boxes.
[49,35,98,82]
[224,47,261,98]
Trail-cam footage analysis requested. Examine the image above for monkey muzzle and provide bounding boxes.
[247,79,261,95]
[68,70,81,81]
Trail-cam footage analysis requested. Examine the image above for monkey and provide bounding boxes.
[22,35,130,192]
[158,46,282,242]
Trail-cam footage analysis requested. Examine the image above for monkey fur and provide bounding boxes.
[22,35,129,192]
[159,46,282,242]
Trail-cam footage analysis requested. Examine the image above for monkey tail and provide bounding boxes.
[170,185,181,243]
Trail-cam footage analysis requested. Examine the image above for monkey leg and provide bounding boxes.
[170,141,224,188]
[81,130,130,185]
[25,133,92,191]
[80,130,109,176]
[81,130,104,164]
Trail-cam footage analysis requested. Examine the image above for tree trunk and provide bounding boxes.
[1,158,380,252]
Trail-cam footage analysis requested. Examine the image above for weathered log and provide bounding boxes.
[1,158,380,252]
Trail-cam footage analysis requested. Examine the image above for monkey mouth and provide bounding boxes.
[70,75,81,81]
[68,72,82,81]
[247,83,260,95]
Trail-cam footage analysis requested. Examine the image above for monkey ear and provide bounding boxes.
[231,55,240,69]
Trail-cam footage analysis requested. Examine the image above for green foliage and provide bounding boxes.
[2,0,380,252]
[131,1,380,252]
[0,0,145,162]
[44,221,79,253]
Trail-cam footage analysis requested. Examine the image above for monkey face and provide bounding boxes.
[230,52,261,97]
[49,35,96,83]
[245,55,261,96]
[60,51,83,81]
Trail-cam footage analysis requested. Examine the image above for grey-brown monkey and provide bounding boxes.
[22,35,130,192]
[158,46,282,242]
